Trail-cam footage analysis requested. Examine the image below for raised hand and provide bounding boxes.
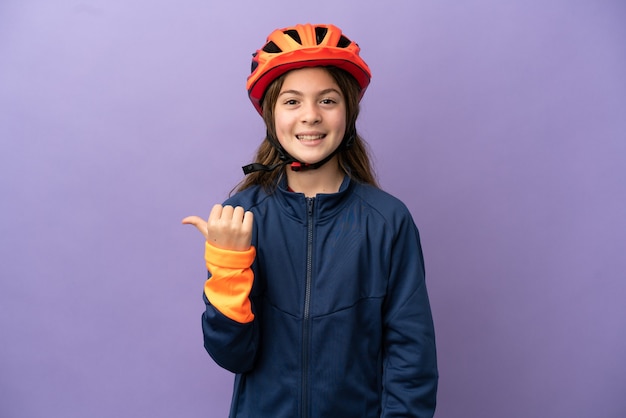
[182,204,254,251]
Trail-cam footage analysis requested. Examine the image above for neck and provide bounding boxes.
[285,157,344,198]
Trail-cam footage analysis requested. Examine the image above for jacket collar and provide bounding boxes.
[274,175,355,222]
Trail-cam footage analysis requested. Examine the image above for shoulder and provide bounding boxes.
[351,182,415,223]
[351,183,426,259]
[223,185,272,211]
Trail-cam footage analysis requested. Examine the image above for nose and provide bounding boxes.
[301,101,321,125]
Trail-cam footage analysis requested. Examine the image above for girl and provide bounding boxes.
[183,23,438,417]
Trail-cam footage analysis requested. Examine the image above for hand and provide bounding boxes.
[182,204,253,251]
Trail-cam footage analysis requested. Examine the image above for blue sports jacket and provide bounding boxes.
[201,176,438,417]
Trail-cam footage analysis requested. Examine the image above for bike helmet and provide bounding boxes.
[246,23,371,115]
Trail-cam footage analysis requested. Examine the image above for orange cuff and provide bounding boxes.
[204,242,256,323]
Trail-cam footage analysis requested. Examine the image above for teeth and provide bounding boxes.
[297,134,325,140]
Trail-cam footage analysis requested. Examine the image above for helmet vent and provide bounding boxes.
[315,27,328,44]
[283,29,302,44]
[337,35,352,48]
[263,41,282,53]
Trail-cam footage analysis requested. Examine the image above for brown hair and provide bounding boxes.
[234,66,378,193]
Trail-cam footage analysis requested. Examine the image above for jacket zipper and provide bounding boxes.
[301,197,314,418]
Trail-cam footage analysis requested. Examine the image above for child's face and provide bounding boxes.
[273,67,347,166]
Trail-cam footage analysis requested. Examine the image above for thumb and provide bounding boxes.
[181,215,209,240]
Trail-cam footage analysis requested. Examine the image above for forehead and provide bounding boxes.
[280,67,341,92]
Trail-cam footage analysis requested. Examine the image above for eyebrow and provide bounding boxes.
[278,88,342,97]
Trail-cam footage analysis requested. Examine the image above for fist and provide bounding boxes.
[182,204,254,251]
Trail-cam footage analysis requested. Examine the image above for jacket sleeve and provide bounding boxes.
[381,216,438,417]
[201,241,259,374]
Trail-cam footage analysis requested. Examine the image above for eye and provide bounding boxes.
[283,99,299,106]
[320,98,337,105]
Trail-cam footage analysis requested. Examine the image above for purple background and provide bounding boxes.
[1,1,625,417]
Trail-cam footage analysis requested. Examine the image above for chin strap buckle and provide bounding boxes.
[290,162,306,172]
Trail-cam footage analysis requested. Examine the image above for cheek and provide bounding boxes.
[273,112,293,137]
[331,111,347,134]
[272,116,289,146]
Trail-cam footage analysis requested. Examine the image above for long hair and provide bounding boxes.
[234,66,378,193]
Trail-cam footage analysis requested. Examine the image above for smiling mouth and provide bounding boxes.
[296,134,326,141]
